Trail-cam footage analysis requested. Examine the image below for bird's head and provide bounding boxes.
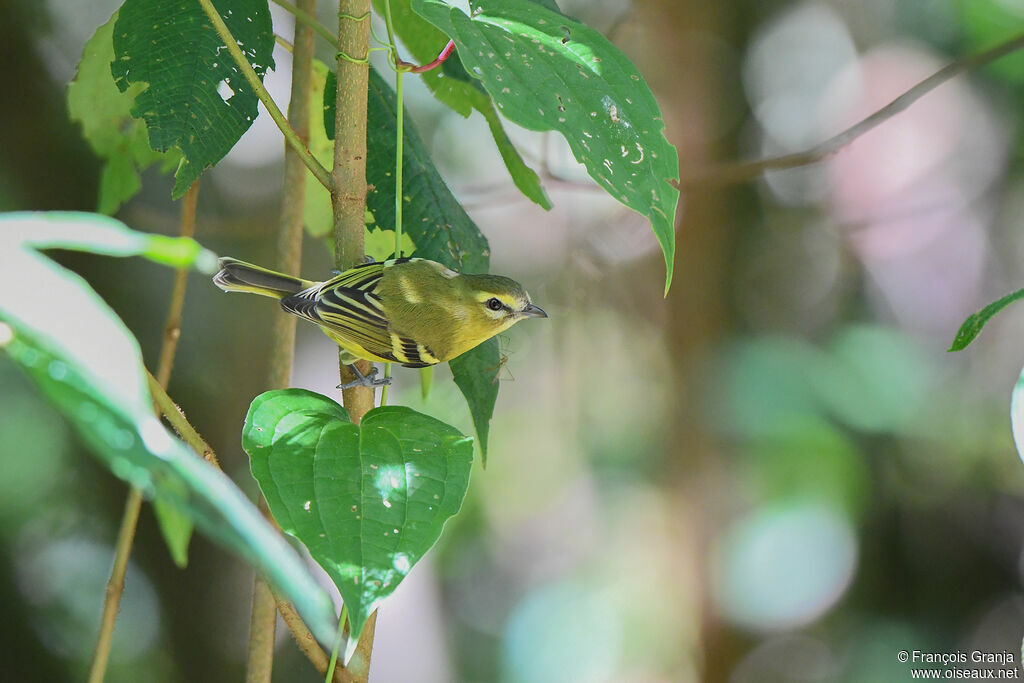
[458,274,547,339]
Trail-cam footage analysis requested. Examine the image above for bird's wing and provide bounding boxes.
[281,261,399,363]
[279,259,438,367]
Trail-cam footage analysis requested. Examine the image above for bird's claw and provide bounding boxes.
[330,256,375,277]
[337,365,391,390]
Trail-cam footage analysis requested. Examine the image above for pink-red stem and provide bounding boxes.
[400,39,455,73]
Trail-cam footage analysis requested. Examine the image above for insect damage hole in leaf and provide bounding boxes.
[412,0,680,292]
[371,0,552,210]
[111,0,275,197]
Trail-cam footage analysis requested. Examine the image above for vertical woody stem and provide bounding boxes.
[245,2,317,681]
[87,181,201,683]
[330,2,378,680]
[332,1,375,424]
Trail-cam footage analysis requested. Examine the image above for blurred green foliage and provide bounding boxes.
[5,0,1024,681]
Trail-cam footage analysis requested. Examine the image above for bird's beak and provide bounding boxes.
[521,303,548,318]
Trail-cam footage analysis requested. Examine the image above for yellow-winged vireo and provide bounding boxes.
[213,257,547,388]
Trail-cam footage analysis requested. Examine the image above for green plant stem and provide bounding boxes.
[378,0,404,408]
[278,597,358,683]
[271,0,338,48]
[148,336,371,683]
[88,181,201,683]
[193,0,334,192]
[324,605,348,682]
[247,2,318,677]
[381,0,397,49]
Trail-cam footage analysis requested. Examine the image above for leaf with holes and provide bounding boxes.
[0,212,337,646]
[372,0,551,209]
[69,13,180,214]
[243,389,473,655]
[412,0,680,292]
[112,0,275,198]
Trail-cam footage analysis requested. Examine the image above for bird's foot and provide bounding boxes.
[330,256,375,276]
[337,365,391,390]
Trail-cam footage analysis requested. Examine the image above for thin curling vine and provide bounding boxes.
[378,0,404,406]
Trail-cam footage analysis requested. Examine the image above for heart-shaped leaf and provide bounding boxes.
[412,0,680,292]
[243,389,473,651]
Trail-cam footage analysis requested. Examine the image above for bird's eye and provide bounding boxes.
[486,297,504,311]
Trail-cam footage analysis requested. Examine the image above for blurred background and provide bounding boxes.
[4,0,1024,681]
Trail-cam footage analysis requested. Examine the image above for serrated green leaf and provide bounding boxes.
[0,212,337,646]
[111,0,275,198]
[374,0,551,209]
[243,389,473,652]
[449,337,500,466]
[949,287,1024,351]
[68,13,179,214]
[412,0,680,292]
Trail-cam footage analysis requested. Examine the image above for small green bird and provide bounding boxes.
[213,257,547,388]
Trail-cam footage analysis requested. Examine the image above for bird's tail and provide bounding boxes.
[213,257,315,299]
